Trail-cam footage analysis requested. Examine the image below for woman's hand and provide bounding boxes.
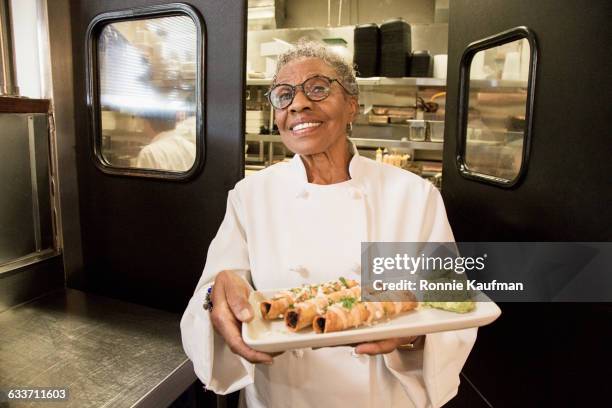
[210,271,275,364]
[354,336,421,355]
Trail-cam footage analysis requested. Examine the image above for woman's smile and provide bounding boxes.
[291,121,322,132]
[290,121,323,135]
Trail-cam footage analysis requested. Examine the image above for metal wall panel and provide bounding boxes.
[0,113,52,265]
[0,114,35,263]
[0,254,63,312]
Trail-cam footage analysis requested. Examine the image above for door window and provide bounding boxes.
[457,27,537,187]
[88,5,204,178]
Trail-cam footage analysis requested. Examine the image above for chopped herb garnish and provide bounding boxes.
[339,296,357,309]
[339,277,348,288]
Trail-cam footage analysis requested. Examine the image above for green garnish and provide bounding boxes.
[424,301,475,313]
[339,277,348,288]
[339,296,357,309]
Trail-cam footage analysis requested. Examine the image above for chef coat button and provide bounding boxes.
[296,189,309,199]
[350,189,362,199]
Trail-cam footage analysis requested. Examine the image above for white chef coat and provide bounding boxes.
[181,145,477,408]
[136,117,196,172]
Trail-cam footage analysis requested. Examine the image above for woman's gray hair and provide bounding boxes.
[273,40,359,98]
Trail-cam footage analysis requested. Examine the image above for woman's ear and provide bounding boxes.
[347,96,359,122]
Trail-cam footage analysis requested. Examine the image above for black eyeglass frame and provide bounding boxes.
[266,75,353,110]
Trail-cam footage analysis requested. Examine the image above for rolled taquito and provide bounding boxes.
[260,278,358,320]
[284,285,362,331]
[313,296,417,334]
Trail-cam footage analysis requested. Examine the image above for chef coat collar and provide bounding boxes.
[289,140,366,192]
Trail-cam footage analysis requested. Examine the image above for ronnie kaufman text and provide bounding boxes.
[372,279,524,291]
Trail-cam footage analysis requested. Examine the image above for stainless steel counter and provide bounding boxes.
[0,289,196,408]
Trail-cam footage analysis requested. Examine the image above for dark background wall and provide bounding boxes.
[441,0,611,406]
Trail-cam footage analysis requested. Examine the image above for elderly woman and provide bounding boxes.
[181,42,476,407]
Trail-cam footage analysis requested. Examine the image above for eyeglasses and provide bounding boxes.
[266,75,352,110]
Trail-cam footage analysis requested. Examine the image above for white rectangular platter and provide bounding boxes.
[243,289,501,353]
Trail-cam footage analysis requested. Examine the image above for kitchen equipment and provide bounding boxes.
[408,119,426,141]
[353,24,380,77]
[519,38,530,82]
[470,51,486,79]
[428,120,445,142]
[380,18,412,77]
[368,114,389,126]
[323,38,352,64]
[387,106,416,123]
[433,54,448,79]
[502,51,521,80]
[409,50,433,77]
[508,115,526,131]
[246,110,269,134]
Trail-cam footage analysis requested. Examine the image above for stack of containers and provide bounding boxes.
[245,110,268,134]
[409,50,433,77]
[353,23,380,77]
[379,18,412,78]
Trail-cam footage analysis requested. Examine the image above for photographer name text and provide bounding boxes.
[372,279,524,291]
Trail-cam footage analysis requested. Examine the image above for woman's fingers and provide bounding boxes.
[224,279,253,322]
[209,271,272,364]
[354,338,400,355]
[210,297,274,364]
[216,271,253,322]
[222,322,274,364]
[354,336,420,355]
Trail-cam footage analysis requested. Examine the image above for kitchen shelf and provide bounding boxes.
[469,79,528,89]
[246,77,447,87]
[246,78,273,86]
[356,77,446,87]
[247,77,527,89]
[352,137,443,151]
[245,133,282,142]
[245,133,443,151]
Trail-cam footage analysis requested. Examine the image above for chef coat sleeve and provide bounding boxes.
[383,184,478,407]
[180,189,255,395]
[136,145,157,170]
